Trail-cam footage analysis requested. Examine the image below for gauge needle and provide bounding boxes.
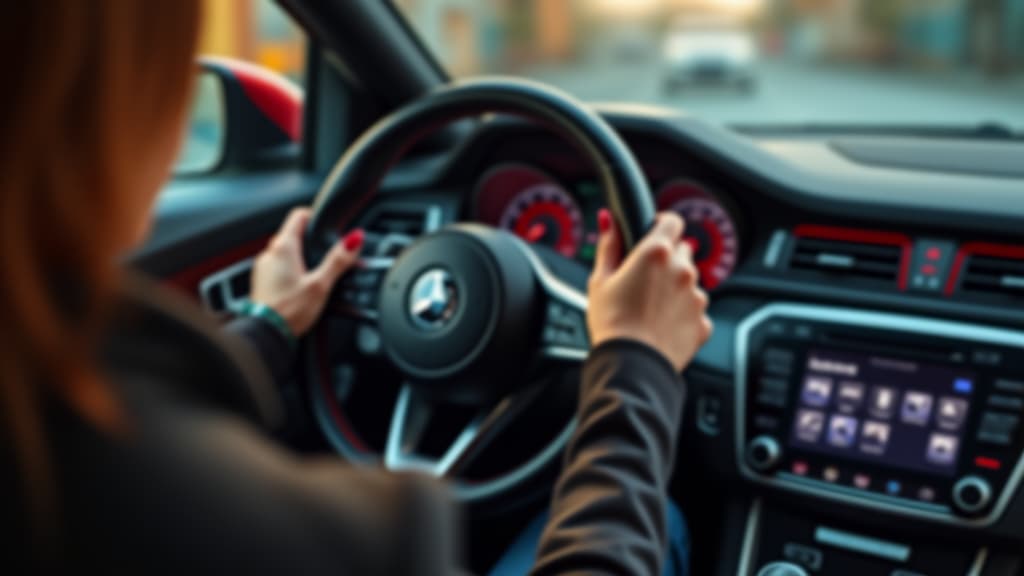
[525,222,547,243]
[685,237,700,253]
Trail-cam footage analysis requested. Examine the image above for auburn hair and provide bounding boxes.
[0,0,201,550]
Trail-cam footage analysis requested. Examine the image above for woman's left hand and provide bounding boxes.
[250,207,364,336]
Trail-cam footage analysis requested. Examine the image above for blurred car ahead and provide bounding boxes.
[661,15,757,94]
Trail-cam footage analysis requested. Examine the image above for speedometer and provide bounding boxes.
[656,179,740,291]
[474,164,584,258]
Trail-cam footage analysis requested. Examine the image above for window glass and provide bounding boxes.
[396,0,1024,129]
[176,0,307,174]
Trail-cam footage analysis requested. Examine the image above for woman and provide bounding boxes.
[0,3,712,575]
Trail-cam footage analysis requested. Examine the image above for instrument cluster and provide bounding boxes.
[472,163,742,291]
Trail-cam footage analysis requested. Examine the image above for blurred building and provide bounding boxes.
[396,0,580,74]
[198,0,306,81]
[760,0,1024,73]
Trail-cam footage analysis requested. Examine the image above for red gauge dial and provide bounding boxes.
[474,164,584,258]
[657,179,740,290]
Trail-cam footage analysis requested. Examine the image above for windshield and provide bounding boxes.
[394,0,1024,130]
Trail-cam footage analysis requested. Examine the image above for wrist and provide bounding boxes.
[231,299,297,349]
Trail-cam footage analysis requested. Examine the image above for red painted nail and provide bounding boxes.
[597,209,611,233]
[343,229,364,251]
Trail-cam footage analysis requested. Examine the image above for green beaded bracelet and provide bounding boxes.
[232,300,297,349]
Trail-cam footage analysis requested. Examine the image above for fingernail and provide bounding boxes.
[343,229,364,251]
[597,209,611,233]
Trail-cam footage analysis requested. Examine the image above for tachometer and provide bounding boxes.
[474,164,584,258]
[656,179,739,290]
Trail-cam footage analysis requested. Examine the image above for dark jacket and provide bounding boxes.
[8,274,686,575]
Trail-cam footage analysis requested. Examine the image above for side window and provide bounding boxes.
[175,0,307,175]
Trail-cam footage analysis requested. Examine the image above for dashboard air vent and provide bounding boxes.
[789,226,909,288]
[958,255,1024,299]
[360,202,443,258]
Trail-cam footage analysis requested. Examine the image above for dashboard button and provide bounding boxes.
[994,378,1024,394]
[760,377,790,392]
[783,543,823,572]
[746,436,781,472]
[988,395,1024,410]
[757,562,809,576]
[973,349,1003,367]
[757,391,788,408]
[952,476,992,515]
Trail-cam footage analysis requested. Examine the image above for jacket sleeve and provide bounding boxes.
[531,339,686,576]
[224,316,296,390]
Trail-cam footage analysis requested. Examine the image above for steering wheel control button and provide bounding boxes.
[747,435,781,473]
[757,562,809,576]
[782,543,823,572]
[952,476,992,515]
[409,268,459,331]
[356,325,382,356]
[543,301,588,349]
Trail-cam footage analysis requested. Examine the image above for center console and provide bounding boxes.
[735,303,1024,526]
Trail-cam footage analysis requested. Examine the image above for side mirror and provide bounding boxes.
[174,57,304,175]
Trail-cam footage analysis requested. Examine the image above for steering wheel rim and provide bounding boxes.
[305,77,656,503]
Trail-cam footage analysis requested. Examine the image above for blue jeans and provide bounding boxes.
[488,500,690,576]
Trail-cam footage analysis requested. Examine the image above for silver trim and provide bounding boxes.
[384,385,485,477]
[763,229,788,268]
[813,526,910,562]
[735,302,1024,528]
[737,499,762,576]
[198,257,253,313]
[952,476,993,514]
[967,547,989,576]
[755,562,808,576]
[1001,275,1024,290]
[515,236,589,313]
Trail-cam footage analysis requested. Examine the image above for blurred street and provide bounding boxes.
[524,57,1024,127]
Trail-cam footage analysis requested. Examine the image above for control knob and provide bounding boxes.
[757,562,809,576]
[746,435,781,473]
[952,475,992,515]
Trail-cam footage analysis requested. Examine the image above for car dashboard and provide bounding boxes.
[169,103,1024,576]
[368,107,1024,575]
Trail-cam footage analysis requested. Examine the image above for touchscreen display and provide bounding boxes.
[789,348,975,477]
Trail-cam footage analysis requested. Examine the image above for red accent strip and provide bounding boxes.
[793,224,913,291]
[944,242,1024,296]
[975,456,1002,470]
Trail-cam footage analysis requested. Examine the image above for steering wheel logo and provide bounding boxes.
[408,268,459,331]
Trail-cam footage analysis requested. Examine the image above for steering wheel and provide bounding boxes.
[305,77,656,502]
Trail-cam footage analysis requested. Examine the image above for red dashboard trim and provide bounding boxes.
[792,225,913,291]
[944,242,1024,296]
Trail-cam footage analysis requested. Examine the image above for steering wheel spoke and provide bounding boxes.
[518,242,590,364]
[329,256,394,321]
[384,384,545,479]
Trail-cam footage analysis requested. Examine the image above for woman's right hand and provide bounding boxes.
[587,209,713,372]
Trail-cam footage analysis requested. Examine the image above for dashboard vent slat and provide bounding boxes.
[789,233,904,285]
[360,203,443,258]
[960,255,1024,299]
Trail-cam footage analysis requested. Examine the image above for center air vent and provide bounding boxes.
[789,227,906,286]
[958,255,1024,299]
[360,202,443,258]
